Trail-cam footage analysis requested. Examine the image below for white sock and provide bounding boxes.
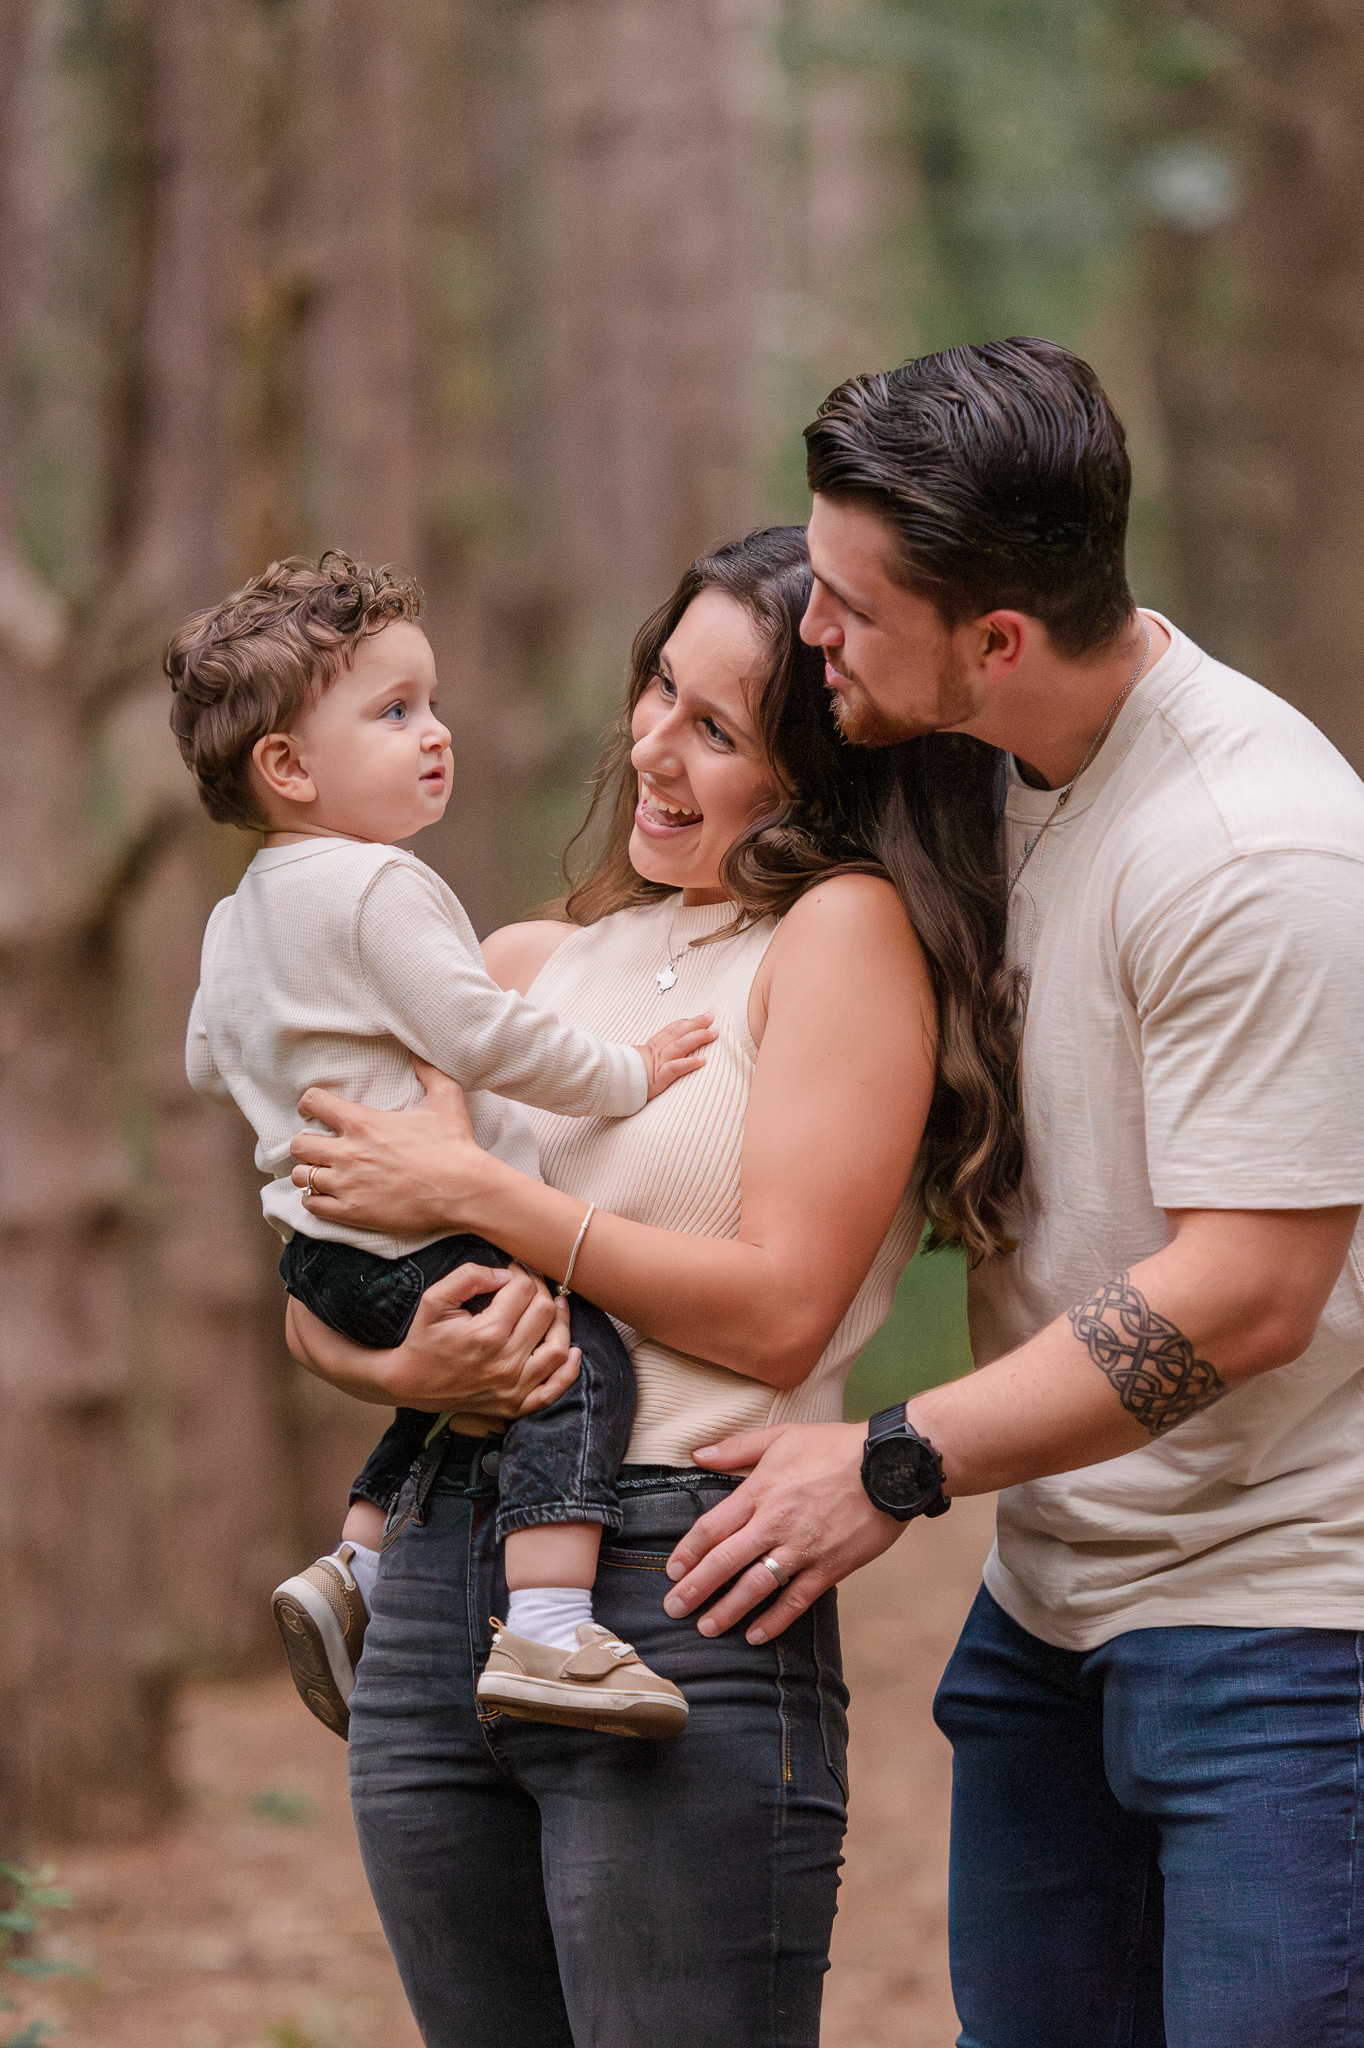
[506,1585,595,1652]
[338,1542,380,1615]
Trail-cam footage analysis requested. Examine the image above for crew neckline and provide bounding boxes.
[249,837,404,870]
[668,894,743,935]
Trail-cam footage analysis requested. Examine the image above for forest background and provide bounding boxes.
[2,0,1360,1862]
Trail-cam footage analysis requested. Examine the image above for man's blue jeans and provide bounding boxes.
[934,1586,1364,2048]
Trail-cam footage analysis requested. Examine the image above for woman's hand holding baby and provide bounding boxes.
[291,1063,491,1236]
[290,1014,715,1238]
[286,1259,580,1419]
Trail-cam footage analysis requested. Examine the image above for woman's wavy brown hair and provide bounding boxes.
[564,525,1022,1261]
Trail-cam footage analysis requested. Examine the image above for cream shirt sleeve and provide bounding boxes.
[185,986,233,1100]
[1125,849,1364,1209]
[355,860,648,1117]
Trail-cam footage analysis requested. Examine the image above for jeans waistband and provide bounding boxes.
[426,1440,743,1532]
[617,1464,744,1496]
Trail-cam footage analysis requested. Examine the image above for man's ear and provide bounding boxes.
[975,611,1028,679]
[252,730,317,807]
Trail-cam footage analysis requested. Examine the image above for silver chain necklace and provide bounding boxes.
[655,901,691,993]
[1007,621,1152,898]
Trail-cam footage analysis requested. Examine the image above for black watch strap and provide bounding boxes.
[867,1404,911,1445]
[862,1405,950,1521]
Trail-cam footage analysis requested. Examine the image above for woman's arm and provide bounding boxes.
[293,875,937,1387]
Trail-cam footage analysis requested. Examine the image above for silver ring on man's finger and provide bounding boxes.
[306,1165,319,1197]
[758,1553,790,1590]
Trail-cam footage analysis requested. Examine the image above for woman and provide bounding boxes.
[287,527,1019,2047]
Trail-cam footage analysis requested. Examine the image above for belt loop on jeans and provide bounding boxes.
[411,1428,455,1524]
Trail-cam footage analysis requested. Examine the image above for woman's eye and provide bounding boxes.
[703,719,732,747]
[655,674,676,701]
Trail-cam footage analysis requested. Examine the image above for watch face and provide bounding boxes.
[867,1434,938,1511]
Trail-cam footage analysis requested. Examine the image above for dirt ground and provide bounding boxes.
[19,1495,996,2048]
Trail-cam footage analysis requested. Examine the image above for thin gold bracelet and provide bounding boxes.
[558,1201,596,1297]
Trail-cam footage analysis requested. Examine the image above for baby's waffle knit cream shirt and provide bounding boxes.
[186,837,647,1257]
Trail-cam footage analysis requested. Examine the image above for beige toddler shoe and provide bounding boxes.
[271,1546,369,1740]
[476,1620,688,1739]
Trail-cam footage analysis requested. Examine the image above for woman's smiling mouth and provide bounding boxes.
[636,781,704,836]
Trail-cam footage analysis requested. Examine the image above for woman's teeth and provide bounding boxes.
[642,789,702,824]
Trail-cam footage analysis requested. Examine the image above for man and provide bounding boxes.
[663,337,1364,2046]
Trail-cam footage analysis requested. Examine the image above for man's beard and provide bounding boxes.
[828,650,975,748]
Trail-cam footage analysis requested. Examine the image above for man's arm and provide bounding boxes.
[662,1204,1360,1643]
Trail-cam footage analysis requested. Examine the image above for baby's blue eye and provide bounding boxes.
[382,702,406,721]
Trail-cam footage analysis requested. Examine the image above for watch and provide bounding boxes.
[860,1405,951,1523]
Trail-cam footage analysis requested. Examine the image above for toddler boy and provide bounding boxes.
[168,552,707,1741]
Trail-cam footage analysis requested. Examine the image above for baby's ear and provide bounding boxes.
[251,730,316,806]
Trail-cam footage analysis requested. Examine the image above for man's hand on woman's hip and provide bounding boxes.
[663,1422,907,1643]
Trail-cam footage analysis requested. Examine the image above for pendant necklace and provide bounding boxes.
[1008,621,1152,899]
[655,901,690,994]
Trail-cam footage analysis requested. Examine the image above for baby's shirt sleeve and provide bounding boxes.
[185,986,232,1100]
[355,859,648,1117]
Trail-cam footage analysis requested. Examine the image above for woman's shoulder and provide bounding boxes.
[480,919,576,996]
[757,871,928,1011]
[777,870,915,947]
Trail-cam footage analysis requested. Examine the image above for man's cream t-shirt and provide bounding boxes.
[969,616,1364,1651]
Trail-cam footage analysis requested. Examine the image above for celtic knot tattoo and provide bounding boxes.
[1068,1273,1226,1436]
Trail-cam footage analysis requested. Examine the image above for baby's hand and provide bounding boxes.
[636,1014,716,1100]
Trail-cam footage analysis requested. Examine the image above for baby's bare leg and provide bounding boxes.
[502,1524,603,1651]
[342,1499,387,1551]
[504,1522,601,1590]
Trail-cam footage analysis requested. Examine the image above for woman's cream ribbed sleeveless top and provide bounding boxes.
[522,893,922,1466]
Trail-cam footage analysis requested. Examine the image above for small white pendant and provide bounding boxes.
[656,963,678,993]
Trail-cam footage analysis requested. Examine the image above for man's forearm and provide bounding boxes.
[908,1207,1356,1496]
[667,1207,1356,1643]
[908,1299,1191,1496]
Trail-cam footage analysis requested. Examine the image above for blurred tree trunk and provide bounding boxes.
[0,0,863,1848]
[1142,0,1364,769]
[0,0,451,1846]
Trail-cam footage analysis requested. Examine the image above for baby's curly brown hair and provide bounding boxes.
[166,550,423,828]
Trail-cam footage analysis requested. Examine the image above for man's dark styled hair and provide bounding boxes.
[805,338,1134,657]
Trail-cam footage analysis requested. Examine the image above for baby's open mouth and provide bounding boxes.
[638,786,703,831]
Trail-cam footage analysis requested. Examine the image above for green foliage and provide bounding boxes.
[843,1238,974,1420]
[0,1866,78,2048]
[784,0,1138,356]
[263,2008,348,2048]
[1139,16,1238,92]
[250,1788,320,1828]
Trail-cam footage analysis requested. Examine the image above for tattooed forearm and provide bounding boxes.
[1068,1273,1226,1436]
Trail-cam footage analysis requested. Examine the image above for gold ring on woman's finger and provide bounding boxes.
[758,1553,790,1590]
[306,1165,319,1197]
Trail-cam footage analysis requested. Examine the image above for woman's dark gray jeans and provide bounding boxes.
[280,1230,635,1541]
[348,1432,850,2047]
